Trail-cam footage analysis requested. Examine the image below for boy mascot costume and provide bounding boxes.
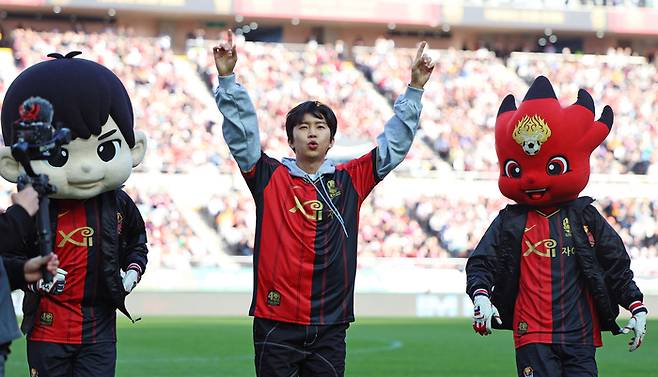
[0,52,148,377]
[466,76,647,377]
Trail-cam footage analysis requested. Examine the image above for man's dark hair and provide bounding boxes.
[1,52,135,147]
[285,101,337,143]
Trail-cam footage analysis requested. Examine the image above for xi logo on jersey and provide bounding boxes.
[288,180,342,222]
[57,226,95,247]
[289,196,324,221]
[523,237,577,258]
[523,239,557,258]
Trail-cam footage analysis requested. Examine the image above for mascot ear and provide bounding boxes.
[130,130,147,168]
[0,147,20,183]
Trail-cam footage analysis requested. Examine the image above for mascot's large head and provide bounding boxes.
[0,52,147,199]
[495,76,612,206]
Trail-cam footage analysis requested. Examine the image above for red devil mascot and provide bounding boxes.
[466,76,647,377]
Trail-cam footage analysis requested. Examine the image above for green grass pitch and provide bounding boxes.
[5,317,655,376]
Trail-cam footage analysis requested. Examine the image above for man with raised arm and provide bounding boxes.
[213,31,434,376]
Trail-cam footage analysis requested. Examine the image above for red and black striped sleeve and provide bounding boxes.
[336,149,379,203]
[242,152,282,196]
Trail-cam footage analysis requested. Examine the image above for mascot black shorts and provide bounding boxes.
[515,343,597,377]
[27,340,116,377]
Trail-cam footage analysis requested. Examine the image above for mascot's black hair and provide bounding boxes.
[1,51,136,147]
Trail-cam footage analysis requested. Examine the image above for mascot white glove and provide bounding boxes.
[122,269,140,293]
[473,293,502,336]
[623,301,648,352]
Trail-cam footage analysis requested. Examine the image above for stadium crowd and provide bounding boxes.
[201,188,451,260]
[188,36,441,172]
[356,40,658,175]
[202,188,658,265]
[508,51,658,175]
[124,186,209,270]
[354,40,527,172]
[8,28,235,174]
[0,27,657,273]
[6,29,658,176]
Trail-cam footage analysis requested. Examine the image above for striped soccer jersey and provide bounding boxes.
[513,209,602,349]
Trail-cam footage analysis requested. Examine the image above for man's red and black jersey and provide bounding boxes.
[513,209,602,349]
[243,150,381,325]
[29,198,116,344]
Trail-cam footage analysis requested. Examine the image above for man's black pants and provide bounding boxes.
[516,343,597,377]
[27,340,116,377]
[253,317,349,377]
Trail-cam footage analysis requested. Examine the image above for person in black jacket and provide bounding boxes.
[466,76,647,377]
[1,185,60,377]
[0,52,149,377]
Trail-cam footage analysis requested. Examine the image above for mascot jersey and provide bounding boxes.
[29,199,115,344]
[514,209,602,348]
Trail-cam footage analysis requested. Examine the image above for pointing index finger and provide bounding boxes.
[228,29,237,55]
[415,41,427,62]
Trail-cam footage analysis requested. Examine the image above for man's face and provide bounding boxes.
[289,113,334,161]
[28,118,137,199]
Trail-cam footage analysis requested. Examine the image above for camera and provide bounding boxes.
[10,97,71,176]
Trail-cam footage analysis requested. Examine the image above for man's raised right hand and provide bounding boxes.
[213,29,238,77]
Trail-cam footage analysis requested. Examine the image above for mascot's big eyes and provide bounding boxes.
[546,156,569,176]
[504,159,522,178]
[48,148,69,167]
[97,140,122,162]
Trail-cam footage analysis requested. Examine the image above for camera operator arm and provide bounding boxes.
[10,97,71,285]
[16,174,54,284]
